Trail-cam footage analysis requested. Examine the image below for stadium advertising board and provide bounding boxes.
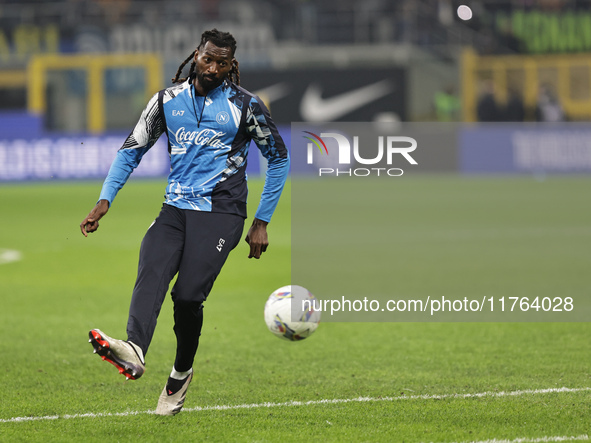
[0,135,170,181]
[3,121,591,181]
[240,67,407,124]
[0,126,293,182]
[460,124,591,174]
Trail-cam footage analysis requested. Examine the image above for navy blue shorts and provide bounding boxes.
[126,204,244,353]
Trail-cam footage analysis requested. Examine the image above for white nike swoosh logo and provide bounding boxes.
[300,80,394,122]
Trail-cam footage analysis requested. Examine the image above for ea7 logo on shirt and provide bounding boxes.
[216,238,226,252]
[216,111,230,125]
[172,110,185,116]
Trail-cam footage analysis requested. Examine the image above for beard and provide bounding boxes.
[197,71,225,91]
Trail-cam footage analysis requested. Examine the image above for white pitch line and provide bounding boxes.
[0,248,22,265]
[454,434,589,443]
[1,386,589,424]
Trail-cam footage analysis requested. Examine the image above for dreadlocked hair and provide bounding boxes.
[171,50,196,84]
[229,58,240,86]
[171,28,240,85]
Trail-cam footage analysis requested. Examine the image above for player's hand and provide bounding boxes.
[80,199,110,237]
[245,218,269,259]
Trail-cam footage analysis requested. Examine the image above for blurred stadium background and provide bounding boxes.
[1,0,591,180]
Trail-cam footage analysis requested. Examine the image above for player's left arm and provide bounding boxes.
[244,95,290,259]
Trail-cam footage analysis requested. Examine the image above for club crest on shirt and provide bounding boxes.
[216,111,230,125]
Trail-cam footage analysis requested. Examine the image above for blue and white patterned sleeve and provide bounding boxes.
[98,92,164,205]
[246,96,290,222]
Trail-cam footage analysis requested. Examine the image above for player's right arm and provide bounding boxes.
[80,199,109,237]
[80,92,164,237]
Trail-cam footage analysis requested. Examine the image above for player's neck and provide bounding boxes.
[193,78,221,97]
[193,79,206,96]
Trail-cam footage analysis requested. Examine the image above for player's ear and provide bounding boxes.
[193,49,199,62]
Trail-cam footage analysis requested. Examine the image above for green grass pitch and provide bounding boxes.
[0,175,589,442]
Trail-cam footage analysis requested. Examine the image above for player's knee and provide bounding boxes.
[173,298,205,311]
[171,279,212,305]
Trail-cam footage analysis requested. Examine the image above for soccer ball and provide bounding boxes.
[264,285,321,341]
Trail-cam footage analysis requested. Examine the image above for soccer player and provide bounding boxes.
[80,29,289,416]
